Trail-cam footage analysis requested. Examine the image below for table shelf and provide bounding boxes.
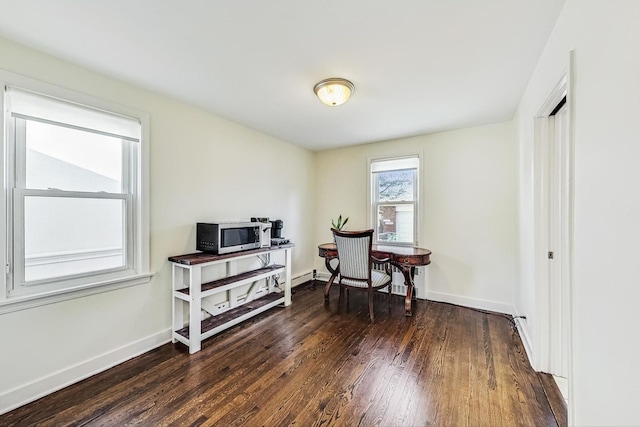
[169,245,293,354]
[174,264,285,299]
[174,292,284,342]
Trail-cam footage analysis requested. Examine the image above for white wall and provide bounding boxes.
[515,1,640,425]
[0,36,316,413]
[315,122,518,313]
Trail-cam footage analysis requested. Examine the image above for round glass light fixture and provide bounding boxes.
[313,78,355,106]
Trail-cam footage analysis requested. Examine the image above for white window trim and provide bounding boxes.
[0,70,152,314]
[368,154,422,246]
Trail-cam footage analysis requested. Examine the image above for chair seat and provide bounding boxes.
[341,270,391,288]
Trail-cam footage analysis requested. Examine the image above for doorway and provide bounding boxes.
[533,66,574,407]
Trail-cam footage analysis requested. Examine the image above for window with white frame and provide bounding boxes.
[2,75,150,302]
[370,156,419,245]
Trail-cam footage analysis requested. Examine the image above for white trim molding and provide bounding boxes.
[0,272,153,315]
[0,328,171,416]
[291,270,314,288]
[317,271,512,315]
[0,68,152,310]
[514,314,534,367]
[426,291,513,316]
[532,54,575,375]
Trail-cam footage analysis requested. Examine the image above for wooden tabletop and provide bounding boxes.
[169,244,294,266]
[318,242,431,266]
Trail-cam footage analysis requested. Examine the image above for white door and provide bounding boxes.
[547,101,570,379]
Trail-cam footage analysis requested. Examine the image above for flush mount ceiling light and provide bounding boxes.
[313,78,355,106]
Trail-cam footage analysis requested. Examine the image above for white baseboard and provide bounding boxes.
[0,328,172,416]
[427,293,536,367]
[316,271,332,282]
[553,375,569,402]
[291,271,313,287]
[514,314,534,368]
[318,274,512,313]
[425,290,513,315]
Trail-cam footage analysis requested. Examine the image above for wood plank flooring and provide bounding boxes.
[1,283,559,427]
[538,373,568,427]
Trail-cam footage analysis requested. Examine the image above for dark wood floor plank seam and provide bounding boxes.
[256,296,398,425]
[381,304,448,426]
[286,293,408,426]
[354,305,433,426]
[143,296,340,426]
[205,302,374,426]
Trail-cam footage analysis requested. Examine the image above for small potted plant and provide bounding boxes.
[331,214,349,231]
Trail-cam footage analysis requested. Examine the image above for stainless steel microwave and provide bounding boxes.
[196,222,262,254]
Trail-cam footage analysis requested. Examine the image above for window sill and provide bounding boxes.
[0,272,154,315]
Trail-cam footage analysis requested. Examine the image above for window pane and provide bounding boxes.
[25,120,123,193]
[377,204,414,243]
[24,196,125,282]
[377,169,414,202]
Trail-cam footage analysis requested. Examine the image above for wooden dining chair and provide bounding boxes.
[332,228,392,323]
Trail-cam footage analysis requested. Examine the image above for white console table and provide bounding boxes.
[168,244,293,354]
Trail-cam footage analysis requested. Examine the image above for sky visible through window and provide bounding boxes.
[26,120,122,181]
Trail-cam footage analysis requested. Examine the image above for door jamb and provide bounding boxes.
[532,50,575,424]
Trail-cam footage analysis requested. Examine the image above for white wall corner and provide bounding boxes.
[0,328,172,416]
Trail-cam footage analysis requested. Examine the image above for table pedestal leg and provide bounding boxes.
[400,266,416,316]
[324,258,339,301]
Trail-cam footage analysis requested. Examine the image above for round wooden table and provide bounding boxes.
[318,243,431,316]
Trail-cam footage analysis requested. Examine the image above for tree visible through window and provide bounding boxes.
[371,157,419,245]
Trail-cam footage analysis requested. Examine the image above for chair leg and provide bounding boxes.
[388,283,392,312]
[338,285,344,313]
[368,288,375,323]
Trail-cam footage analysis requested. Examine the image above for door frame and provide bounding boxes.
[532,51,575,418]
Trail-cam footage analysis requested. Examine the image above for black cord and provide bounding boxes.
[440,301,527,334]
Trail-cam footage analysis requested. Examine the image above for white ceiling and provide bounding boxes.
[0,0,565,151]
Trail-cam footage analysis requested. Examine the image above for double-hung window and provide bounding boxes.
[370,156,420,245]
[2,73,150,305]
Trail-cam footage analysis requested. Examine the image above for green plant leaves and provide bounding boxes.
[331,214,349,230]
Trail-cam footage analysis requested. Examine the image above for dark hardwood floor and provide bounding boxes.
[1,283,560,426]
[538,373,568,427]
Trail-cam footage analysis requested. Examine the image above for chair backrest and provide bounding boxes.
[332,229,373,281]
